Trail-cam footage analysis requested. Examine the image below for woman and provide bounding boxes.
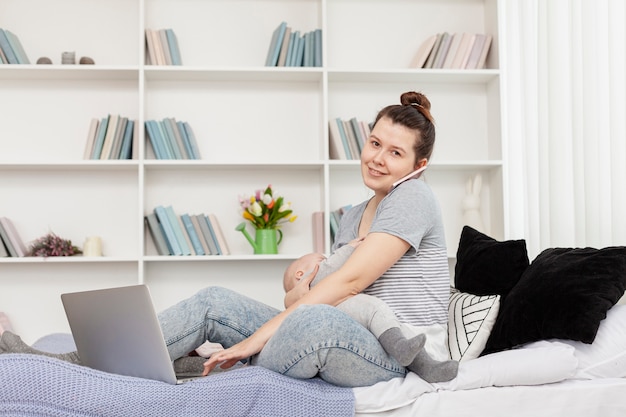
[0,91,454,387]
[162,90,453,387]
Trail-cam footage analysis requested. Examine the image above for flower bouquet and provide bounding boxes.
[236,185,296,254]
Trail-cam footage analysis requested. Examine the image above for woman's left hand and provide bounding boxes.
[202,334,264,376]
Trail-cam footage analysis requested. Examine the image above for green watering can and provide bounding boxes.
[235,222,283,254]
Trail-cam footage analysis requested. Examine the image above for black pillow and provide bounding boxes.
[483,246,626,355]
[454,226,529,299]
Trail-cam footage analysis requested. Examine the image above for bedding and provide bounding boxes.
[2,231,626,416]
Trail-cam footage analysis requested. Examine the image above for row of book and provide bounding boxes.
[0,217,28,257]
[146,206,230,256]
[84,115,137,160]
[328,117,372,160]
[265,21,322,67]
[410,32,492,70]
[145,118,202,160]
[0,28,30,64]
[145,28,182,66]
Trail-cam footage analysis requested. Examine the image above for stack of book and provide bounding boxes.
[146,206,230,256]
[265,21,322,67]
[0,28,29,64]
[410,32,492,70]
[84,115,137,160]
[0,217,28,257]
[329,204,352,244]
[328,117,372,160]
[145,118,201,160]
[145,28,182,65]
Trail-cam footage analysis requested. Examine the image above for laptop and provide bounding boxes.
[61,284,203,385]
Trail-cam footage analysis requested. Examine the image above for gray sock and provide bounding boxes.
[407,349,458,383]
[378,327,426,366]
[0,331,81,365]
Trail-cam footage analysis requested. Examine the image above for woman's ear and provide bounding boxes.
[415,158,428,170]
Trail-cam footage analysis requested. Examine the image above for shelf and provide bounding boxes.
[0,65,139,81]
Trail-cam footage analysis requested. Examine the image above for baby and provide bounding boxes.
[283,239,458,383]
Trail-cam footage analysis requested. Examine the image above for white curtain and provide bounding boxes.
[503,0,626,258]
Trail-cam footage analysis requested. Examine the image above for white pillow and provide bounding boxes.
[448,287,500,361]
[561,304,626,379]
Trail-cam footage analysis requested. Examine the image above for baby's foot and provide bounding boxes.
[0,312,13,335]
[407,349,458,383]
[0,331,81,364]
[378,327,426,366]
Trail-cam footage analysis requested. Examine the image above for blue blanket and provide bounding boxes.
[0,353,355,417]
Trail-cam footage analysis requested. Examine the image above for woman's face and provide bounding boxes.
[360,116,422,196]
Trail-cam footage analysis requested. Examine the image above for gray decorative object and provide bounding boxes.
[36,57,52,64]
[61,51,76,64]
[79,56,95,65]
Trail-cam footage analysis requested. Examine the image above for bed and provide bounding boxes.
[2,227,626,416]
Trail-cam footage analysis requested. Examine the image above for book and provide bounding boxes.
[208,214,230,255]
[0,29,19,64]
[277,26,292,66]
[409,34,437,68]
[176,213,195,255]
[154,205,182,255]
[328,119,347,160]
[0,221,17,257]
[165,28,182,65]
[335,118,353,159]
[164,205,191,255]
[312,211,325,254]
[90,116,110,159]
[181,214,205,256]
[181,121,201,159]
[119,119,135,160]
[349,117,365,154]
[450,33,473,69]
[197,214,219,255]
[285,30,297,67]
[145,213,170,255]
[108,116,128,159]
[294,32,305,67]
[432,32,452,69]
[459,34,477,69]
[465,34,486,69]
[150,28,166,65]
[5,30,29,64]
[476,34,493,69]
[0,217,27,257]
[442,33,462,69]
[424,33,443,69]
[190,214,211,255]
[0,232,8,257]
[167,118,189,159]
[314,29,322,67]
[131,120,139,160]
[156,121,175,159]
[161,118,183,159]
[265,21,287,66]
[83,118,100,160]
[145,29,157,65]
[158,29,172,65]
[342,120,360,159]
[0,44,7,64]
[145,120,166,159]
[99,114,120,160]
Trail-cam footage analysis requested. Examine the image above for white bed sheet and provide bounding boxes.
[355,378,626,417]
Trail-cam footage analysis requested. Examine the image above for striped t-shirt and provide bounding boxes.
[331,178,450,327]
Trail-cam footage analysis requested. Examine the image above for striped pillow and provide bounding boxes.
[448,287,500,361]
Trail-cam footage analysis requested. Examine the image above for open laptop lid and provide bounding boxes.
[61,284,178,384]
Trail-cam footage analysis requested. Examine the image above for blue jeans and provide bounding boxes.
[157,286,406,387]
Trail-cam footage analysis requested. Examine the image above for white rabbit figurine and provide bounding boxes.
[462,173,486,232]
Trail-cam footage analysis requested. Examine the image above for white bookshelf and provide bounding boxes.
[0,0,510,343]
